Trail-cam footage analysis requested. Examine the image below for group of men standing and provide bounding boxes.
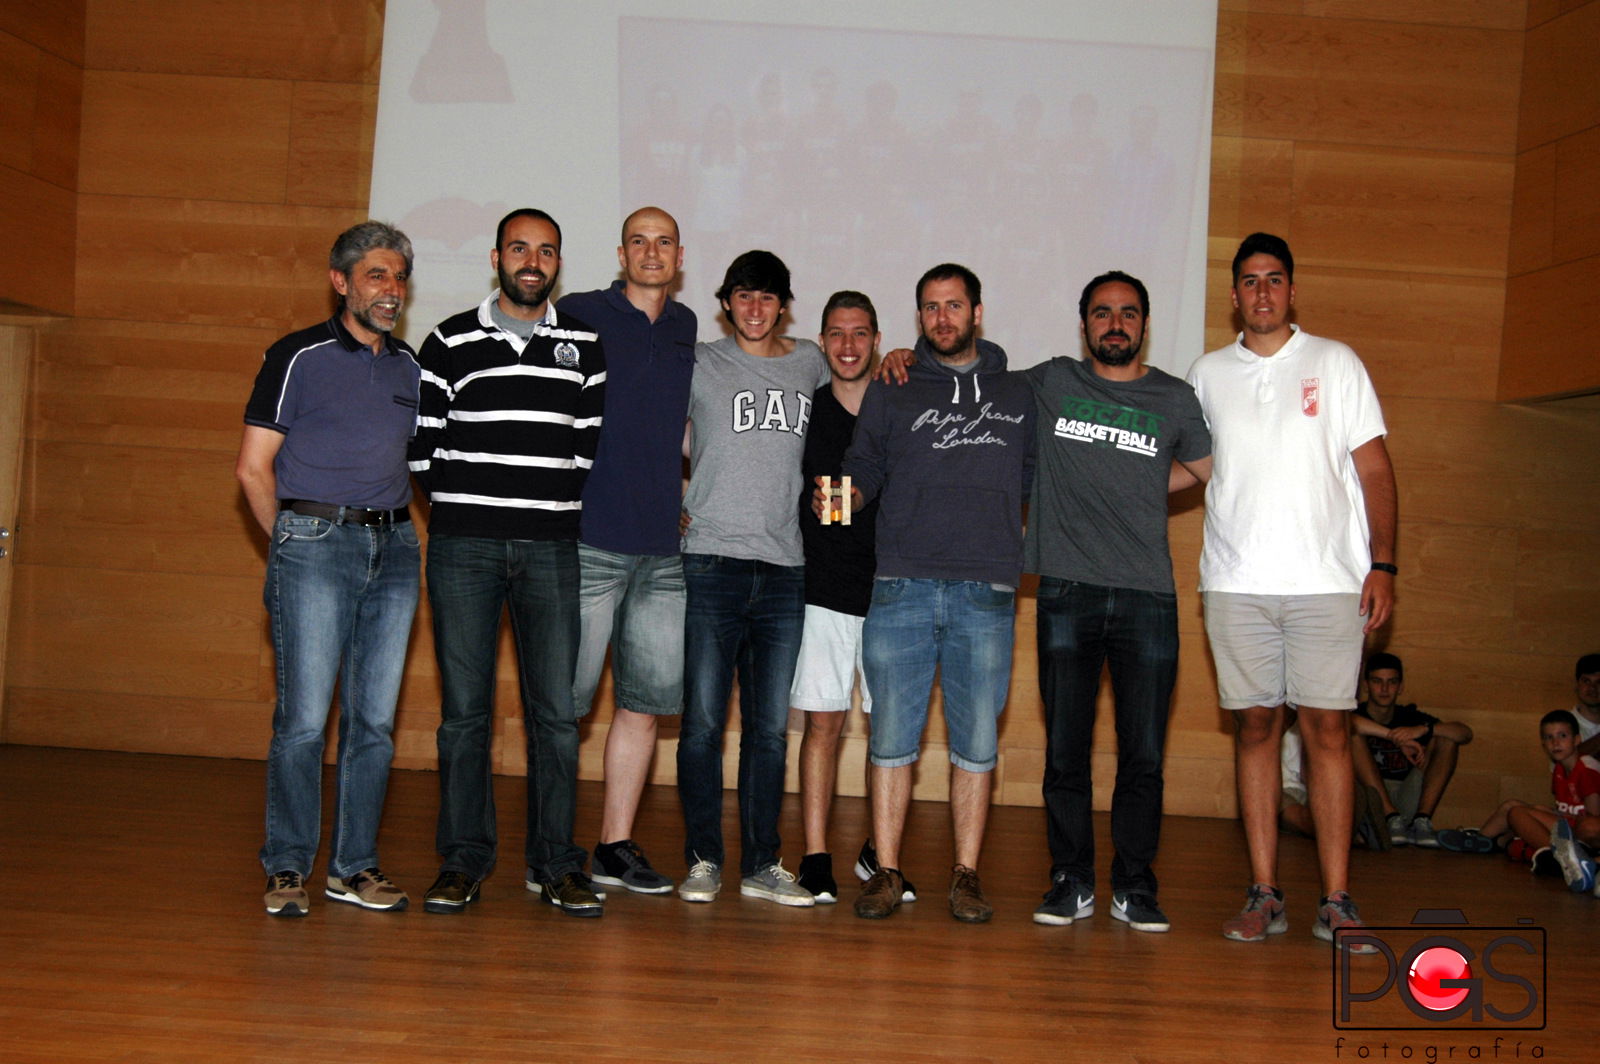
[238,210,1397,945]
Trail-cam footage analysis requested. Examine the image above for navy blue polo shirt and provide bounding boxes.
[557,282,696,556]
[243,314,421,510]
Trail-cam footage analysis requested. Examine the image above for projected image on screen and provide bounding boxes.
[616,17,1210,370]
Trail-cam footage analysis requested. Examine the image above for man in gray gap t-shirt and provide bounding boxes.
[1023,271,1212,936]
[677,250,828,908]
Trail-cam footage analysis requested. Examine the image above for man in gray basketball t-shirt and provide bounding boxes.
[1024,271,1212,935]
[677,250,829,908]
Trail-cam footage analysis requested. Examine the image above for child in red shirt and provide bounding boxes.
[1439,711,1600,861]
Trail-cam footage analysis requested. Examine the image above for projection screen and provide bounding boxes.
[370,0,1217,374]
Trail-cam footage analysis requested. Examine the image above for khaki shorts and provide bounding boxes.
[1202,592,1364,711]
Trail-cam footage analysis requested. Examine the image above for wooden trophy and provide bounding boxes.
[819,475,852,525]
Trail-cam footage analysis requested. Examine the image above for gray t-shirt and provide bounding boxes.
[683,335,829,566]
[1022,356,1210,593]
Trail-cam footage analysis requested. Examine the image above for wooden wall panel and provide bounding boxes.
[74,196,360,327]
[0,32,42,173]
[0,165,76,315]
[1499,255,1600,398]
[79,71,292,202]
[85,0,380,83]
[1552,123,1600,262]
[9,566,262,700]
[1515,1,1600,150]
[286,82,378,210]
[1288,143,1513,277]
[31,319,278,451]
[28,48,82,191]
[1300,1,1528,30]
[1226,14,1521,154]
[1206,136,1294,250]
[0,3,85,66]
[1299,269,1505,402]
[21,440,257,578]
[1507,141,1556,275]
[1502,1,1600,400]
[0,13,80,318]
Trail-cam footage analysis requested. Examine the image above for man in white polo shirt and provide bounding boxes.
[1187,232,1398,950]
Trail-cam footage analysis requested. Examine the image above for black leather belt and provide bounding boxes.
[279,500,410,527]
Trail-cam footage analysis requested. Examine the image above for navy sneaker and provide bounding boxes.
[591,839,673,895]
[1110,889,1170,933]
[1033,871,1094,926]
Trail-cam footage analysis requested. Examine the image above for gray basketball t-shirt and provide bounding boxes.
[1022,356,1211,593]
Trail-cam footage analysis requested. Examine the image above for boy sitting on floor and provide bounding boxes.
[1438,710,1599,893]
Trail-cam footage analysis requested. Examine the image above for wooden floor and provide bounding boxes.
[0,746,1590,1063]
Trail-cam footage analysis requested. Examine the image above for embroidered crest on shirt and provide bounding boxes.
[1301,378,1320,417]
[553,341,580,369]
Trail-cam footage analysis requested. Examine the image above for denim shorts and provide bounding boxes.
[1202,592,1364,710]
[572,545,686,717]
[863,578,1016,772]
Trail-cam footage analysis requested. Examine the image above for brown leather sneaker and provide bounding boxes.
[854,867,905,919]
[948,864,993,923]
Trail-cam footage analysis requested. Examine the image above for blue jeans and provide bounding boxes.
[863,578,1016,772]
[677,554,804,876]
[1037,578,1177,894]
[427,534,584,881]
[259,511,419,879]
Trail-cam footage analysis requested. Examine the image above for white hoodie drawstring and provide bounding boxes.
[947,367,981,403]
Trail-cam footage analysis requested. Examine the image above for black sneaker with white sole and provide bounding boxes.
[591,839,673,895]
[853,840,917,902]
[1110,889,1170,933]
[797,852,838,904]
[1034,871,1094,926]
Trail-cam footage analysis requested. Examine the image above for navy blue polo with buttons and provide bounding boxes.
[244,314,421,510]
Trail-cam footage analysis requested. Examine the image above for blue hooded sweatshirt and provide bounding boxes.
[843,337,1035,586]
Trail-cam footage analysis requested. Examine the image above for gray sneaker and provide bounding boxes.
[1033,871,1094,926]
[1408,814,1441,848]
[740,861,816,907]
[1314,890,1377,954]
[1386,813,1410,847]
[678,857,721,902]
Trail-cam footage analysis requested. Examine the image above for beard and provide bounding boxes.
[499,263,558,310]
[1090,331,1142,367]
[927,323,977,360]
[347,294,399,335]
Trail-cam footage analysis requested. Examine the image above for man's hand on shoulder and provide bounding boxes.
[873,347,915,385]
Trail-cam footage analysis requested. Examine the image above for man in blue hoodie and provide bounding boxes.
[837,263,1035,923]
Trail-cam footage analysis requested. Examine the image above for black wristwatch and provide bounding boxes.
[1371,562,1398,575]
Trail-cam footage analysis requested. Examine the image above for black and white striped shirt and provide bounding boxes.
[408,293,606,540]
